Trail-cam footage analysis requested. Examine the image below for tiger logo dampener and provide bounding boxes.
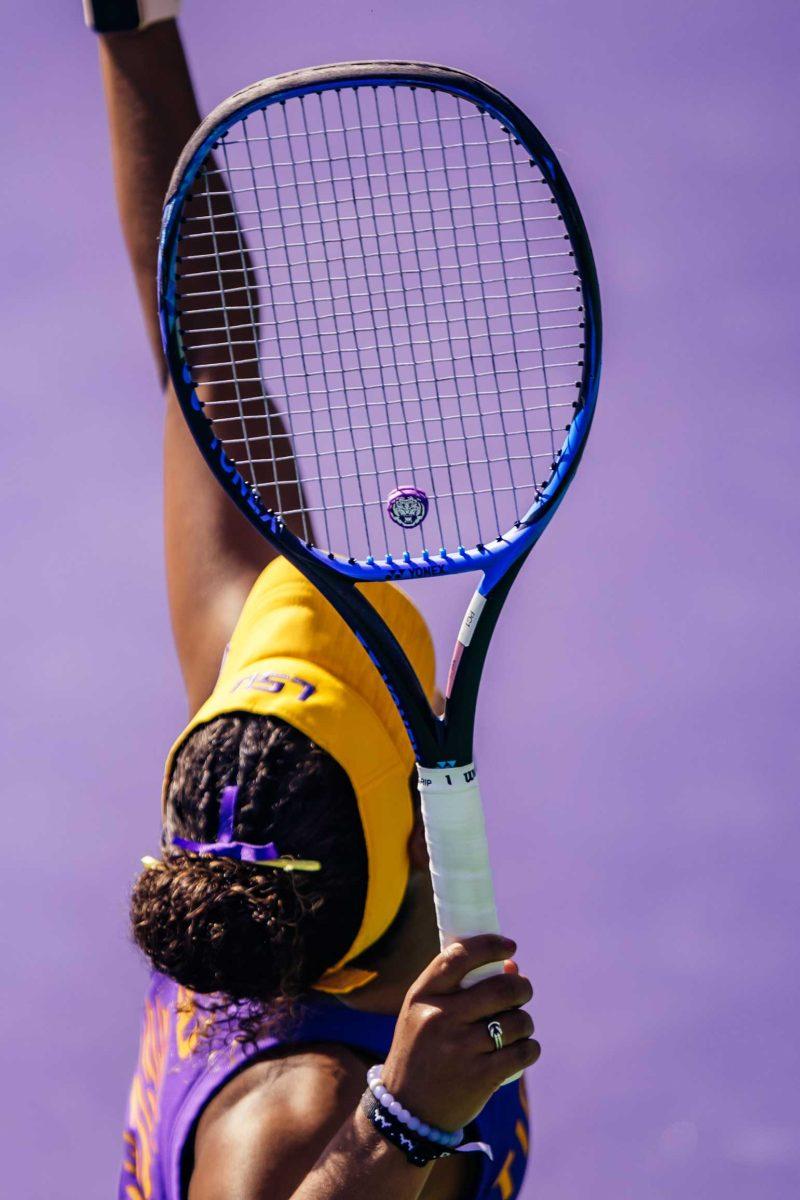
[386,486,429,529]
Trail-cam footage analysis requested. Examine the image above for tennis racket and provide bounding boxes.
[158,61,601,991]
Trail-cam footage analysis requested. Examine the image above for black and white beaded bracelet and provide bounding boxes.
[366,1063,464,1149]
[360,1091,455,1168]
[361,1064,494,1168]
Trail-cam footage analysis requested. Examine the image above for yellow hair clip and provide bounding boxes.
[140,853,321,872]
[257,856,322,873]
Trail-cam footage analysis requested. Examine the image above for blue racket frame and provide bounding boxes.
[158,61,601,766]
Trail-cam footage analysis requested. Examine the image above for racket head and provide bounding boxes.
[158,60,601,588]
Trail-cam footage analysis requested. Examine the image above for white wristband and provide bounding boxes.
[83,0,181,32]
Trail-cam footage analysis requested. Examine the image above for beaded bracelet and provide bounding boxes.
[360,1091,453,1168]
[366,1064,463,1149]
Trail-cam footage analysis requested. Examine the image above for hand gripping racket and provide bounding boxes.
[158,61,601,992]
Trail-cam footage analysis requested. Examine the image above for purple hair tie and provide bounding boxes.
[171,786,296,865]
[166,786,320,872]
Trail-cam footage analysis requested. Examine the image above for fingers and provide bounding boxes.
[420,935,517,995]
[469,1007,534,1054]
[487,1036,542,1083]
[454,967,533,1020]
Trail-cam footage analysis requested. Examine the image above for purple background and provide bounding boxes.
[1,2,798,1196]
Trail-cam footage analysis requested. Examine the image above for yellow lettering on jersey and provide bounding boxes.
[176,986,214,1058]
[124,995,170,1198]
[493,1150,516,1199]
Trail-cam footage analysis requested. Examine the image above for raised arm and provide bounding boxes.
[96,18,307,712]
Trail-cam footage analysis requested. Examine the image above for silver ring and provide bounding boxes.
[487,1019,504,1052]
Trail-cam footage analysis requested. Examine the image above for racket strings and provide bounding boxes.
[434,89,526,529]
[206,399,575,434]
[205,138,262,506]
[210,107,494,143]
[174,82,585,561]
[291,91,377,550]
[195,140,540,180]
[182,371,579,397]
[251,99,337,546]
[347,88,441,551]
[181,305,584,341]
[187,351,584,374]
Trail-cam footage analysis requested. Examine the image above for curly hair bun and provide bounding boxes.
[131,853,302,1000]
[131,715,368,1009]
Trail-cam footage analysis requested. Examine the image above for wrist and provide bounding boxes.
[381,1060,461,1134]
[360,1091,455,1169]
[84,0,181,34]
[352,1104,434,1174]
[367,1065,463,1146]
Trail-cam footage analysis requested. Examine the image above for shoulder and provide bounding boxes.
[187,1041,370,1200]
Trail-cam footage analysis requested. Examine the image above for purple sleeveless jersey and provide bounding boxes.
[120,972,530,1199]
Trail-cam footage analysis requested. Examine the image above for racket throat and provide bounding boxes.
[444,589,487,698]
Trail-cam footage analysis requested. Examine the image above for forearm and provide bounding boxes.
[291,1107,431,1200]
[95,13,310,704]
[98,20,201,372]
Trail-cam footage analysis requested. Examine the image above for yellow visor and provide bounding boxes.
[162,556,435,993]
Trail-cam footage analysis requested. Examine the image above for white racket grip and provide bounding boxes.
[417,764,502,988]
[418,764,523,1085]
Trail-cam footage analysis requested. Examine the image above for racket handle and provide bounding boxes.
[418,763,522,1084]
[417,764,503,987]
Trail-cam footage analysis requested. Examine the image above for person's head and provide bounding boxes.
[133,556,437,1018]
[131,712,376,1009]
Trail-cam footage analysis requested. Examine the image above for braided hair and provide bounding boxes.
[130,714,368,1016]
